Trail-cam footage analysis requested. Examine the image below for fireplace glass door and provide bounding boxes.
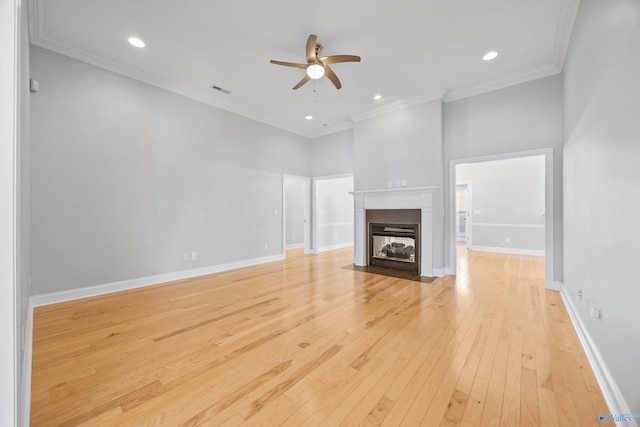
[371,235,416,263]
[369,223,420,273]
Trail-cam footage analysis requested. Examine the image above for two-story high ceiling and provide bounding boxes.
[29,0,579,137]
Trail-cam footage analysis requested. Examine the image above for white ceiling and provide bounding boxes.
[29,0,579,138]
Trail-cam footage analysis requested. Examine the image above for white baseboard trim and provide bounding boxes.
[20,304,33,427]
[550,280,562,292]
[317,242,354,253]
[469,245,544,257]
[432,268,446,277]
[445,267,456,276]
[559,285,637,427]
[286,243,304,250]
[30,253,286,307]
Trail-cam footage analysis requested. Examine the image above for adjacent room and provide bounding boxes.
[2,0,639,426]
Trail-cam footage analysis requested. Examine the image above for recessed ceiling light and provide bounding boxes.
[373,94,382,100]
[483,51,498,61]
[305,115,313,120]
[128,37,145,48]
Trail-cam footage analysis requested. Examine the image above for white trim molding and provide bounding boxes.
[444,64,561,102]
[560,285,638,427]
[30,254,285,307]
[28,0,581,140]
[472,223,545,229]
[317,242,354,253]
[552,0,582,70]
[469,245,544,257]
[350,91,446,123]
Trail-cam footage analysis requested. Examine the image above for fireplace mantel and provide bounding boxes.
[350,186,440,277]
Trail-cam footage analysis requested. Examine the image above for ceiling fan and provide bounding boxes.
[270,34,361,90]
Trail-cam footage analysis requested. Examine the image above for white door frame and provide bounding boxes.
[455,181,472,248]
[282,174,311,255]
[448,148,554,290]
[1,0,19,424]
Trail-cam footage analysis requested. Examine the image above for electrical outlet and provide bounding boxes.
[578,289,582,301]
[505,237,511,243]
[401,180,407,187]
[183,253,189,261]
[590,308,601,319]
[396,180,402,187]
[191,252,197,260]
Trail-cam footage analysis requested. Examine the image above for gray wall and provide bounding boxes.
[563,0,640,411]
[354,100,444,191]
[310,129,354,177]
[30,46,311,295]
[445,74,564,278]
[457,156,545,253]
[284,177,306,247]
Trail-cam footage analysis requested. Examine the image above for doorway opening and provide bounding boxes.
[312,174,354,254]
[449,149,554,289]
[282,174,311,256]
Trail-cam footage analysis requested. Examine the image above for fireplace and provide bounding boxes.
[369,222,420,273]
[351,186,439,277]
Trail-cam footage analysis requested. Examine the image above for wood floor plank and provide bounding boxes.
[29,245,607,427]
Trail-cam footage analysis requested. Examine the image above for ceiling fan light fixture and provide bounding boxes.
[306,64,325,79]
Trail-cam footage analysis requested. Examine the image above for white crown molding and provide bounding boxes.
[350,91,446,123]
[32,35,310,137]
[28,1,312,138]
[305,121,354,139]
[444,64,561,102]
[28,0,579,138]
[552,0,581,70]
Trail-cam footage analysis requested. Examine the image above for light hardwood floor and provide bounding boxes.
[30,246,607,426]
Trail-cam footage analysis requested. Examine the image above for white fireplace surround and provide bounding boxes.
[350,186,440,277]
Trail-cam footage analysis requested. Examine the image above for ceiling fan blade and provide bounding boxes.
[323,65,342,90]
[306,34,318,62]
[270,60,308,69]
[292,74,311,90]
[320,55,361,65]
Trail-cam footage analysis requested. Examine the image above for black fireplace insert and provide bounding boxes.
[368,222,420,273]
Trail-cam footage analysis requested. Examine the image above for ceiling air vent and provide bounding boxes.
[211,85,231,95]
